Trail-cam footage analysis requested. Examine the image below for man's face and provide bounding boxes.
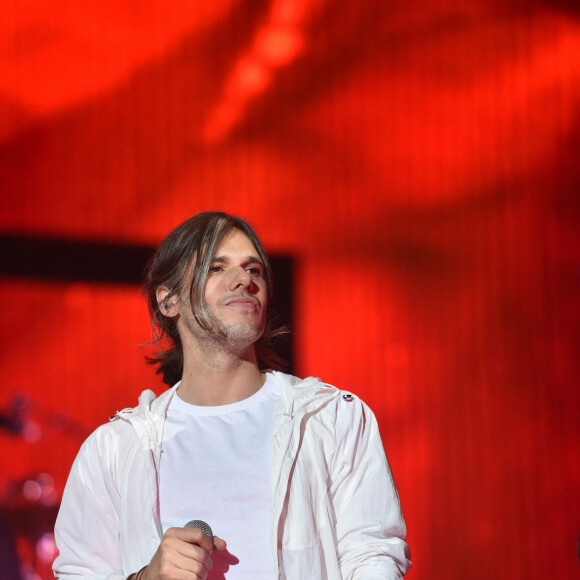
[178,229,268,350]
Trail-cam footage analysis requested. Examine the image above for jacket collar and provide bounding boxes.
[116,371,340,436]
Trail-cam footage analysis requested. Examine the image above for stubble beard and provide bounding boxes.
[183,307,266,358]
[216,323,264,355]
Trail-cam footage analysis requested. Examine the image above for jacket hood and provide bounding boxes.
[272,372,342,418]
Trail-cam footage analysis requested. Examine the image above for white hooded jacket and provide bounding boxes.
[53,372,411,579]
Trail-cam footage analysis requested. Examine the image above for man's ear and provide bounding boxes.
[156,286,179,318]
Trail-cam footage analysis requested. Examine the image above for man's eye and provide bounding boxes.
[247,267,263,276]
[209,265,223,273]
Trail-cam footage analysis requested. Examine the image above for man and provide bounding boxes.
[53,211,411,579]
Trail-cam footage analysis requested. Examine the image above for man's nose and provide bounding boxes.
[229,267,254,291]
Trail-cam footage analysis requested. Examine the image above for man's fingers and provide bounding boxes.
[166,536,214,571]
[145,530,215,579]
[165,526,215,553]
[166,549,212,578]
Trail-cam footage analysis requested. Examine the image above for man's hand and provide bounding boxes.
[142,526,227,579]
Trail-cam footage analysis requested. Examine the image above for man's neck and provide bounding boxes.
[177,345,266,406]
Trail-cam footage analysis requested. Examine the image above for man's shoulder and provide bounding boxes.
[271,371,336,399]
[271,371,370,417]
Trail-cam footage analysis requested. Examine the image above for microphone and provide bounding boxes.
[184,520,214,542]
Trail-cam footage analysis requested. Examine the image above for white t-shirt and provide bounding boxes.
[159,373,281,579]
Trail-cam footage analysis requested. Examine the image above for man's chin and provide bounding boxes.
[216,322,265,346]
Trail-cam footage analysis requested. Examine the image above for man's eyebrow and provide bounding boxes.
[211,255,264,264]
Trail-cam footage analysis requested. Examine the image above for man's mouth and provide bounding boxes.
[224,296,260,308]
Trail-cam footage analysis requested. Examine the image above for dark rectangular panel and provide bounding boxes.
[0,233,294,371]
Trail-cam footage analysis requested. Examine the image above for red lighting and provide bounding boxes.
[254,27,303,67]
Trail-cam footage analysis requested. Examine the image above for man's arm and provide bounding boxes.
[330,397,411,579]
[53,429,125,579]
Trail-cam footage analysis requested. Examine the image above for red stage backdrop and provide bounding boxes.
[1,1,579,579]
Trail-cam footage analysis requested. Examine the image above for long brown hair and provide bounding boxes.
[142,211,286,386]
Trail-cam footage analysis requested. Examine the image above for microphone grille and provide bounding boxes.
[184,519,214,541]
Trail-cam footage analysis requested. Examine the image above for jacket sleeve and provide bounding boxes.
[330,396,411,579]
[53,425,127,580]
